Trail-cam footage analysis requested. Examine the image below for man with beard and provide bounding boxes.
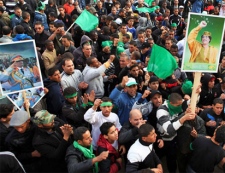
[32,110,73,172]
[65,127,109,173]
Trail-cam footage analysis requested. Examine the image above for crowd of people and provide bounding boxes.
[1,0,225,172]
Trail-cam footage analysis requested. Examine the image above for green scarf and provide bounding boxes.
[167,100,182,116]
[73,141,98,173]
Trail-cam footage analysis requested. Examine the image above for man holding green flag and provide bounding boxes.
[75,9,99,32]
[66,126,109,173]
[147,44,178,79]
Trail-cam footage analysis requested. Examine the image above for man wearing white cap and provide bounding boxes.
[110,76,146,125]
[5,110,41,172]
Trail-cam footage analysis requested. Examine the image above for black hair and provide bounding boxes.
[110,22,118,29]
[215,125,225,143]
[138,124,154,137]
[45,40,53,46]
[47,66,59,76]
[62,34,71,40]
[111,33,119,39]
[86,57,96,66]
[123,33,130,39]
[129,40,137,47]
[0,104,14,119]
[130,64,139,70]
[169,93,183,104]
[54,21,64,28]
[213,98,224,105]
[61,57,73,66]
[102,26,110,35]
[49,12,57,18]
[58,5,64,9]
[15,25,24,34]
[34,21,44,26]
[22,11,30,20]
[101,97,112,102]
[100,122,115,135]
[49,21,55,25]
[171,44,178,49]
[61,52,74,60]
[63,86,77,97]
[74,126,89,141]
[0,6,4,13]
[131,51,141,60]
[2,26,11,35]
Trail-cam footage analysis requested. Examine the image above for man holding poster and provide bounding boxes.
[188,21,218,64]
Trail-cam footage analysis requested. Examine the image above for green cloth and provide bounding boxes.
[182,80,193,95]
[102,41,113,48]
[73,141,98,173]
[64,92,78,99]
[75,10,99,32]
[136,6,159,13]
[100,102,113,107]
[117,41,124,47]
[144,0,154,6]
[167,100,182,116]
[171,23,177,27]
[117,46,125,55]
[147,44,178,79]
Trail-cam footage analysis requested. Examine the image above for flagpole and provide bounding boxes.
[190,72,201,114]
[59,22,76,41]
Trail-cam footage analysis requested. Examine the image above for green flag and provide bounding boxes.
[144,0,154,5]
[75,10,99,32]
[147,44,178,79]
[136,6,159,13]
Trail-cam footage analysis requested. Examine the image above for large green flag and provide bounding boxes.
[147,44,178,79]
[144,0,154,5]
[136,6,159,13]
[75,10,99,32]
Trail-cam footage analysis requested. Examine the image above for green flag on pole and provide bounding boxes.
[147,44,178,79]
[144,0,154,6]
[136,6,159,13]
[75,10,99,32]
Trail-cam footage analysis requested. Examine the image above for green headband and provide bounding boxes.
[64,92,78,99]
[100,102,113,107]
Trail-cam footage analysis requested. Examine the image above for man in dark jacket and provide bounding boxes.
[62,86,93,129]
[44,66,65,119]
[5,110,41,172]
[198,74,219,109]
[32,110,73,172]
[0,104,14,151]
[65,126,109,173]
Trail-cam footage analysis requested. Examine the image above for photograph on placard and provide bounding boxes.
[0,40,43,95]
[7,87,45,110]
[181,13,225,72]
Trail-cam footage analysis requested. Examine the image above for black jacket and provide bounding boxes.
[32,119,71,172]
[65,145,95,173]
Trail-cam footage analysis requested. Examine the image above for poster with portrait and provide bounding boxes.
[0,40,43,95]
[7,87,45,110]
[181,13,225,72]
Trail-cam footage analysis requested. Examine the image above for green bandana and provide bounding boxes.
[100,102,113,107]
[64,92,78,99]
[167,100,182,116]
[73,141,98,173]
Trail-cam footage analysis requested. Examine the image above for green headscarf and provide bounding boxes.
[167,100,182,116]
[73,141,98,173]
[181,80,193,95]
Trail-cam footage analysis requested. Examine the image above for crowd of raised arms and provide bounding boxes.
[1,0,225,172]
